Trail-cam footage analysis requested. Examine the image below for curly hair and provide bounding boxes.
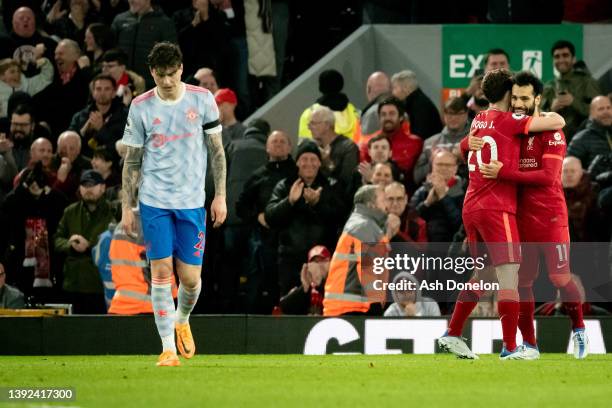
[481,69,513,104]
[146,42,182,70]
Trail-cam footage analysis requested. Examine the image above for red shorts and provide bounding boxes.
[463,210,521,266]
[518,225,571,286]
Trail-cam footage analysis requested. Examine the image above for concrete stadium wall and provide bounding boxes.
[246,24,612,148]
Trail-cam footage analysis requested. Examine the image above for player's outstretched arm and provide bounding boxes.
[121,146,144,235]
[206,132,227,227]
[482,158,561,187]
[527,112,565,132]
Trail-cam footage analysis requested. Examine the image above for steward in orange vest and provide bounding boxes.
[324,185,398,316]
[108,219,177,314]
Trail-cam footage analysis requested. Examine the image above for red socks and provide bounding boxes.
[447,279,485,336]
[498,289,520,351]
[518,286,536,346]
[559,278,585,330]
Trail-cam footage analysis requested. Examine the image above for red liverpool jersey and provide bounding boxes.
[463,110,532,215]
[498,129,568,228]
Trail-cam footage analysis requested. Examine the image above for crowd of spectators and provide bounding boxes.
[0,1,610,316]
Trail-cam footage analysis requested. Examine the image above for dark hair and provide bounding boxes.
[7,91,33,118]
[101,48,128,66]
[481,69,513,104]
[92,73,117,89]
[93,146,114,162]
[484,48,510,66]
[444,96,467,113]
[11,103,34,121]
[87,23,115,52]
[513,71,543,96]
[377,96,405,117]
[247,118,271,136]
[551,40,575,57]
[146,42,183,70]
[367,134,391,149]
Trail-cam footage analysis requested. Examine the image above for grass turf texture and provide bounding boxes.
[1,354,611,407]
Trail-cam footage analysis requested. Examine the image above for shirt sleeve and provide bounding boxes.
[497,131,565,186]
[201,91,222,135]
[502,112,533,137]
[121,104,145,147]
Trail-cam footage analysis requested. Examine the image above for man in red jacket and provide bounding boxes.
[359,97,423,182]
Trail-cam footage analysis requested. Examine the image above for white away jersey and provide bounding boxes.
[122,83,221,209]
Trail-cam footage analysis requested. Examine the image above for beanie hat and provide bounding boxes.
[296,141,321,161]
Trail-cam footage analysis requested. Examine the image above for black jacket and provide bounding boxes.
[174,6,231,79]
[589,153,612,190]
[68,98,128,158]
[567,119,612,169]
[236,157,297,225]
[265,173,344,260]
[403,87,443,140]
[34,65,92,138]
[320,135,359,199]
[410,176,465,242]
[0,31,57,65]
[111,8,177,88]
[225,126,269,225]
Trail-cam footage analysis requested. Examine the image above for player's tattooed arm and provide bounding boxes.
[206,132,226,197]
[121,146,144,209]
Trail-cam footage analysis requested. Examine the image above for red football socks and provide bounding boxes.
[498,289,520,351]
[518,286,536,346]
[447,279,485,337]
[559,279,585,330]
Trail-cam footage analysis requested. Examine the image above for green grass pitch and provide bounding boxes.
[1,354,611,407]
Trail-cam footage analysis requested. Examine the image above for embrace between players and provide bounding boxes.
[438,69,589,360]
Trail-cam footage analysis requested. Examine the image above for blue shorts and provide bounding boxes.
[139,202,206,265]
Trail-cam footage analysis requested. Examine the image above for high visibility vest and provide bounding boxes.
[323,207,389,316]
[107,226,177,315]
[93,227,115,311]
[298,102,361,141]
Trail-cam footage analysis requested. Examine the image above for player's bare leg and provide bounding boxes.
[174,260,202,359]
[151,257,180,367]
[438,266,496,359]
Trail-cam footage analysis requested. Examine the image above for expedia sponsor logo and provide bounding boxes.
[549,132,565,146]
[549,140,565,146]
